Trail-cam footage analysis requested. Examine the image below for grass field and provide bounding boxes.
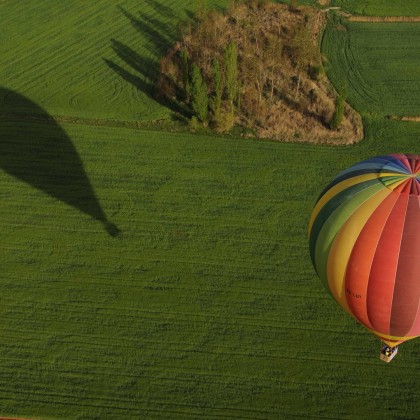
[0,0,229,121]
[331,0,420,16]
[1,0,420,419]
[1,118,420,419]
[322,21,420,117]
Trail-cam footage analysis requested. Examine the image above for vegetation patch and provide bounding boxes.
[157,1,362,144]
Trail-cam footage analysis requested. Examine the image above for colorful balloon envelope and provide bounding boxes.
[309,154,420,347]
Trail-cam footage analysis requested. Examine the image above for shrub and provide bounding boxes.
[330,94,345,129]
[191,64,209,124]
[309,65,323,81]
[212,57,223,120]
[189,115,199,131]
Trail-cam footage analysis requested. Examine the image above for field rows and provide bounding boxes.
[0,116,418,417]
[0,0,228,122]
[1,0,420,418]
[322,21,420,117]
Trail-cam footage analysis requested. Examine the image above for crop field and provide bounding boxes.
[1,0,420,419]
[0,0,229,121]
[331,0,420,16]
[1,115,420,419]
[322,21,420,117]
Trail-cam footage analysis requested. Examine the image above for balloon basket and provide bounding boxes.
[380,345,398,363]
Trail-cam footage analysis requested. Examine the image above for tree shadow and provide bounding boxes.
[0,88,120,237]
[104,1,194,118]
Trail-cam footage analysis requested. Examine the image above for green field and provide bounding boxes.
[331,0,420,16]
[1,0,420,419]
[2,116,420,419]
[322,21,420,117]
[0,0,229,121]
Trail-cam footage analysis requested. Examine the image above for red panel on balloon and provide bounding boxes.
[390,195,420,336]
[345,192,399,329]
[365,193,408,334]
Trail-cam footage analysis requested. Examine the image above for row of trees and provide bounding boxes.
[180,41,240,131]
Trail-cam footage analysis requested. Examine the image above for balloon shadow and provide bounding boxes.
[0,88,120,237]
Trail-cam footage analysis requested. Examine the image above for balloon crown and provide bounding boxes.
[321,154,420,199]
[378,154,420,196]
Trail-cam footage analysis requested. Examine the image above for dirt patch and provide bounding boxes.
[387,115,420,122]
[348,16,420,22]
[157,2,363,144]
[335,24,348,31]
[318,0,331,6]
[0,417,33,420]
[401,116,420,122]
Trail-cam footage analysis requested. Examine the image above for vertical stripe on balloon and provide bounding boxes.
[390,195,420,337]
[345,190,399,330]
[365,192,408,334]
[314,182,384,293]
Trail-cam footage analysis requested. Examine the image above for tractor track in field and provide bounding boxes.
[321,5,420,22]
[386,116,420,123]
[0,111,171,132]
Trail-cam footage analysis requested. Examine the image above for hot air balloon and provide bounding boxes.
[309,154,420,362]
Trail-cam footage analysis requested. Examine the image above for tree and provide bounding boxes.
[289,0,298,12]
[330,93,345,129]
[191,63,209,124]
[212,57,223,121]
[224,41,238,113]
[236,79,242,112]
[180,49,191,101]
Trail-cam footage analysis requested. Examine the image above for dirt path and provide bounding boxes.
[348,16,420,22]
[320,6,420,21]
[401,116,420,122]
[0,417,33,420]
[387,116,420,122]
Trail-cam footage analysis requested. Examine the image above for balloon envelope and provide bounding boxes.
[309,154,420,346]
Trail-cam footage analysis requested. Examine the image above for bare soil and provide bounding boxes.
[401,116,420,122]
[348,16,420,22]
